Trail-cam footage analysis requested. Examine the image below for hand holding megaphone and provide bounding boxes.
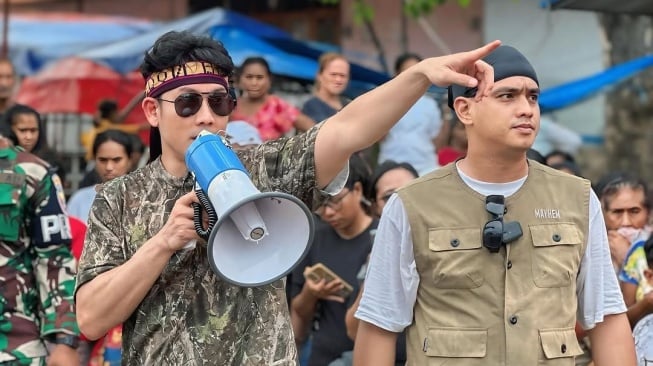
[184,130,315,287]
[156,191,202,252]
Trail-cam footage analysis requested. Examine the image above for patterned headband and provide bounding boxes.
[145,61,229,98]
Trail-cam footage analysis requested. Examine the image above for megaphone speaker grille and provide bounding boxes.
[208,192,314,287]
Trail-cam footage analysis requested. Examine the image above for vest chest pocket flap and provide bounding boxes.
[428,228,484,289]
[539,328,583,363]
[425,327,487,358]
[530,223,583,288]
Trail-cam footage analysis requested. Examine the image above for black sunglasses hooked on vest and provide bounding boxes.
[482,195,524,253]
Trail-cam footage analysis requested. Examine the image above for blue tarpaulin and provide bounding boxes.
[74,7,389,93]
[539,54,653,112]
[6,13,154,75]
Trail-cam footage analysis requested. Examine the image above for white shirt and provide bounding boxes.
[378,95,441,175]
[66,185,97,223]
[355,167,626,332]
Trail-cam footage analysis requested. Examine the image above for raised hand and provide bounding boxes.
[413,40,501,99]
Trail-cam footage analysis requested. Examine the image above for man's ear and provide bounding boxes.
[453,97,473,127]
[142,97,160,128]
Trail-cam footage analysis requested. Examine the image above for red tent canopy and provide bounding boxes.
[16,57,146,122]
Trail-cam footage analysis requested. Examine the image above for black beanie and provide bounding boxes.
[447,45,538,110]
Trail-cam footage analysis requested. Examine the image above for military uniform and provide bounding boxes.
[0,146,79,365]
[76,126,338,365]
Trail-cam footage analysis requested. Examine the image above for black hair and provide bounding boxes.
[394,52,422,74]
[2,104,46,153]
[369,160,419,201]
[526,149,546,164]
[549,161,582,177]
[545,149,576,164]
[92,129,134,160]
[128,133,146,155]
[594,171,650,210]
[239,57,271,77]
[345,153,372,190]
[140,31,235,163]
[98,99,119,120]
[645,234,653,268]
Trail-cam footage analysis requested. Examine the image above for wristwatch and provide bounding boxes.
[51,334,80,349]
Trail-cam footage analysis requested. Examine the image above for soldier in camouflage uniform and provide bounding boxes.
[74,31,500,365]
[0,134,79,366]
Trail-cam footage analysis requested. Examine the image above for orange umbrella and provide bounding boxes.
[16,57,145,120]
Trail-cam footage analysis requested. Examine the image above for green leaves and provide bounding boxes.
[353,0,374,25]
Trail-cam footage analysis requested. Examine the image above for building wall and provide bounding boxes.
[10,0,187,20]
[339,0,483,74]
[484,0,606,141]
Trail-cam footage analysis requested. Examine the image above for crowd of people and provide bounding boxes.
[0,28,646,366]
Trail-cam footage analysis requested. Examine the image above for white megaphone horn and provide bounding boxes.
[185,130,314,287]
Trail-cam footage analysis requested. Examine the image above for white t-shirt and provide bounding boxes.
[355,167,626,332]
[377,95,441,176]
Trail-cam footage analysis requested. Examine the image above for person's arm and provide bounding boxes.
[345,286,364,340]
[313,41,500,188]
[587,313,636,366]
[75,191,200,340]
[577,192,635,363]
[28,171,80,365]
[620,274,639,307]
[353,321,398,366]
[115,91,145,123]
[291,276,345,332]
[625,295,653,327]
[294,112,316,132]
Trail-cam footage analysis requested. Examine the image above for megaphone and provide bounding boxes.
[185,130,314,287]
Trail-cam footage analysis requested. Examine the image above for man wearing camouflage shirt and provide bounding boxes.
[74,30,500,365]
[0,134,79,366]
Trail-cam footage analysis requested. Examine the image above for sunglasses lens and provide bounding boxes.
[208,93,235,116]
[174,94,202,117]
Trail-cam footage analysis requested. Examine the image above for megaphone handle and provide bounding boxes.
[192,185,218,241]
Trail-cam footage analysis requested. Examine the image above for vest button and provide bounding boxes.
[561,344,567,353]
[552,234,561,242]
[507,261,513,269]
[450,239,460,247]
[509,315,518,324]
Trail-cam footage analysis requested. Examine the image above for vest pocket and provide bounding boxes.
[538,328,583,364]
[529,223,582,288]
[428,228,484,289]
[424,327,487,358]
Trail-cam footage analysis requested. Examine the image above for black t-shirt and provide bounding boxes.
[290,217,378,366]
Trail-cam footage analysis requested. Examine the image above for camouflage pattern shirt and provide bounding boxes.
[0,146,79,362]
[76,125,341,365]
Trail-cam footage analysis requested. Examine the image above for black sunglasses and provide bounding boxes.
[158,91,236,118]
[482,195,523,253]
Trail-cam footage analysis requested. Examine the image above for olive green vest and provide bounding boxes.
[398,160,590,366]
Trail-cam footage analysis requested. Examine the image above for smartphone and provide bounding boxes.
[304,263,354,299]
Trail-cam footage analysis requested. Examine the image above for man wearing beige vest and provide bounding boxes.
[352,45,636,366]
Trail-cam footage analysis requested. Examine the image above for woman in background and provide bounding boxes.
[2,103,67,182]
[231,57,315,141]
[302,52,350,123]
[67,129,133,223]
